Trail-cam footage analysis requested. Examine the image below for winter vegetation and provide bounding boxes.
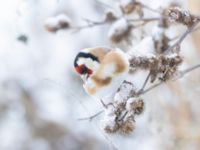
[0,0,200,150]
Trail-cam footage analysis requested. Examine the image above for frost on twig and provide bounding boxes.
[101,81,144,134]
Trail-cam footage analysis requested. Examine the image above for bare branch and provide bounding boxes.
[141,63,200,94]
[176,63,200,79]
[71,20,108,33]
[138,71,151,94]
[165,20,200,53]
[78,110,104,121]
[128,17,161,23]
[140,3,161,13]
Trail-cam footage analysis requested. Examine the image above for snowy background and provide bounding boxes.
[0,0,200,150]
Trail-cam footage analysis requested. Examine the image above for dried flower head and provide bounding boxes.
[129,54,183,82]
[120,0,138,14]
[167,7,198,27]
[44,14,71,33]
[104,10,118,22]
[126,98,144,115]
[108,18,132,43]
[101,81,144,135]
[119,118,135,134]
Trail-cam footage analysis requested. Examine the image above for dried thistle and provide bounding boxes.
[119,118,135,134]
[129,54,183,82]
[104,10,118,22]
[167,7,198,27]
[126,98,144,115]
[44,14,71,33]
[120,0,138,14]
[108,18,132,43]
[102,81,144,135]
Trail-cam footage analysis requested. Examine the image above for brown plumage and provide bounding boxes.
[74,46,129,98]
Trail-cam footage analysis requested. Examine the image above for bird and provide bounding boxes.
[74,46,129,99]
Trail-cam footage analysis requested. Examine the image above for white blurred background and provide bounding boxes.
[0,0,200,150]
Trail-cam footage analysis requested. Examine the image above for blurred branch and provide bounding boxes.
[140,3,161,13]
[128,17,161,23]
[78,110,104,121]
[72,19,109,32]
[138,71,151,94]
[165,19,200,53]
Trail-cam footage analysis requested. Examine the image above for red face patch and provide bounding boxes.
[75,65,93,75]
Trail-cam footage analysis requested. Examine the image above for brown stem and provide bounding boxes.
[78,110,104,121]
[141,63,200,94]
[165,20,200,53]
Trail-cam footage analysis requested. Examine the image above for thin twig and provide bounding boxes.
[165,20,200,53]
[78,110,104,121]
[72,20,108,33]
[118,111,128,122]
[95,0,115,10]
[138,71,151,94]
[141,81,163,94]
[128,17,161,22]
[175,63,200,79]
[140,3,161,13]
[170,24,200,41]
[141,63,200,94]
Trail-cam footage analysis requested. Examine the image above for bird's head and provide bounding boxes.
[74,51,100,80]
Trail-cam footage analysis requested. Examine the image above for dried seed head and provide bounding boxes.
[132,99,144,115]
[126,98,144,115]
[104,123,119,134]
[108,18,132,43]
[119,118,135,134]
[120,0,138,14]
[102,113,119,134]
[129,54,183,82]
[105,10,117,22]
[167,7,198,27]
[44,14,71,33]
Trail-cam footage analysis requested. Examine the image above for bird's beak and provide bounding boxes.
[81,74,89,82]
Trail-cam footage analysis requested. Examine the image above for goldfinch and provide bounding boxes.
[74,46,129,99]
